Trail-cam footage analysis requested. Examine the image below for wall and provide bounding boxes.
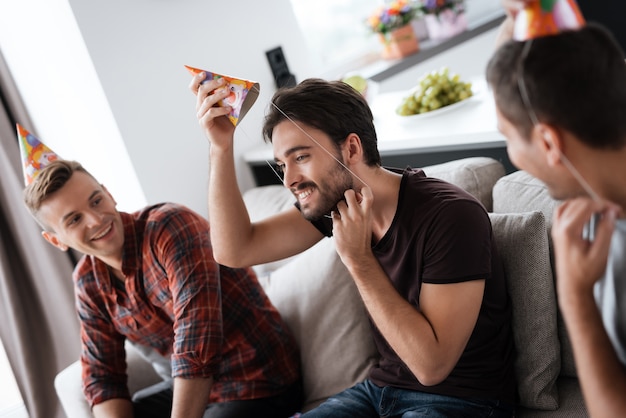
[1,0,502,217]
[67,0,318,217]
[1,0,315,217]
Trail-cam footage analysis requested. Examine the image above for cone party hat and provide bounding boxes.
[17,123,60,186]
[185,65,260,126]
[513,0,585,41]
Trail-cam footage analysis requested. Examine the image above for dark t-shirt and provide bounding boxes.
[310,167,516,403]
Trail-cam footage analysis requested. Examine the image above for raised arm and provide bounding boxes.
[495,0,533,47]
[189,73,322,267]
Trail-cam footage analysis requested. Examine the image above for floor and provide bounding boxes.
[0,340,29,418]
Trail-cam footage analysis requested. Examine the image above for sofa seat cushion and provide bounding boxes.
[516,377,588,417]
[489,211,561,410]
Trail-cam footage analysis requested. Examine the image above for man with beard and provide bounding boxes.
[190,76,516,417]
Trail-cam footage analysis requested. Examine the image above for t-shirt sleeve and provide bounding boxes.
[421,200,493,284]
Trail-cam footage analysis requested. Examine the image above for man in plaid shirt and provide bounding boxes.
[23,159,301,418]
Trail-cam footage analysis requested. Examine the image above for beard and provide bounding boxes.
[299,163,354,222]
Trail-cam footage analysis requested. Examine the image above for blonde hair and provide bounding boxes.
[23,160,94,228]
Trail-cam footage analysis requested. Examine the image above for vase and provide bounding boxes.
[424,9,468,40]
[379,24,420,60]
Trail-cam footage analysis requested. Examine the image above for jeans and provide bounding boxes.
[298,380,514,418]
[132,378,303,418]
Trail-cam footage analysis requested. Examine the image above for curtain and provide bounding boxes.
[0,50,80,418]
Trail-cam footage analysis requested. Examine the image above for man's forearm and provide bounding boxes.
[171,376,213,418]
[207,144,254,267]
[92,398,133,418]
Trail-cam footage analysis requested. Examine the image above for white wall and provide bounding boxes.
[1,0,502,217]
[65,0,318,217]
[1,0,315,217]
[0,0,147,213]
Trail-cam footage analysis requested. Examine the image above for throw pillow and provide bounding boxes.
[489,211,561,410]
[258,237,379,412]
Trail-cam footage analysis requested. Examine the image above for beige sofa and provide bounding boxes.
[55,157,588,417]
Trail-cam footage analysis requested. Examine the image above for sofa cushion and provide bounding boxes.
[243,185,298,276]
[492,171,577,378]
[489,211,561,410]
[423,156,505,211]
[258,237,379,412]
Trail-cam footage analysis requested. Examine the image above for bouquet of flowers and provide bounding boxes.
[420,0,465,16]
[366,0,421,35]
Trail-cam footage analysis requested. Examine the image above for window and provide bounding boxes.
[288,0,504,76]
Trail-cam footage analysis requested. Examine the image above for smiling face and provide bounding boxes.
[273,120,353,221]
[38,171,125,265]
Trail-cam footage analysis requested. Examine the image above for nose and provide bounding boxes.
[281,164,300,189]
[84,209,104,226]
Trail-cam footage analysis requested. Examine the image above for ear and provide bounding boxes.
[41,230,69,252]
[342,133,363,164]
[534,123,564,168]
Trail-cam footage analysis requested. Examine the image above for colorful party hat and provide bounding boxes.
[513,0,585,41]
[17,123,60,186]
[185,65,260,126]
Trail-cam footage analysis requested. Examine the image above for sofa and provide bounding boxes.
[55,156,588,417]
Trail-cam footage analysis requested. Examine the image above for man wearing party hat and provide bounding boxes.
[191,66,516,416]
[18,124,302,418]
[488,1,626,416]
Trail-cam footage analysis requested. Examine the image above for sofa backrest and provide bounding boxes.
[492,171,577,379]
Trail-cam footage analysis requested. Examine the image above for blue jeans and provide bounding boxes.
[298,380,514,418]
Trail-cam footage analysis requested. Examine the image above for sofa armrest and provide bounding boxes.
[55,342,164,418]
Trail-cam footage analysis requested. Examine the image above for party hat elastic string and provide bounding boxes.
[516,40,600,203]
[254,84,371,190]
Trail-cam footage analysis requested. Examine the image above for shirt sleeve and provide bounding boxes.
[421,199,493,284]
[149,208,223,379]
[75,268,130,407]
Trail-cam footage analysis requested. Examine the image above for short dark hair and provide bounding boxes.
[23,159,94,228]
[262,78,382,166]
[486,23,626,149]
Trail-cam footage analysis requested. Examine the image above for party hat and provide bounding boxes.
[17,123,60,186]
[513,0,585,41]
[185,65,260,126]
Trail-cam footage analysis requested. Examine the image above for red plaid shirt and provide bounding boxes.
[73,203,300,407]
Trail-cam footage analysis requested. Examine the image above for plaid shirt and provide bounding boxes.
[73,203,300,407]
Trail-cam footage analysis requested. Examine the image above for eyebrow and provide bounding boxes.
[61,190,101,224]
[274,145,313,163]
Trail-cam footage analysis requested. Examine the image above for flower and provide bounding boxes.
[420,0,465,16]
[366,1,421,35]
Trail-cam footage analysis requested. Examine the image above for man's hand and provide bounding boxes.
[495,0,534,47]
[331,186,375,272]
[188,72,235,151]
[552,197,621,303]
[92,398,134,418]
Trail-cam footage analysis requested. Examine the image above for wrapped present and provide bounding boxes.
[513,0,585,41]
[185,65,260,126]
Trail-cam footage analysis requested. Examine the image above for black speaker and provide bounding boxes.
[266,46,296,88]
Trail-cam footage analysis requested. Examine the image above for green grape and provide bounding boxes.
[396,67,474,116]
